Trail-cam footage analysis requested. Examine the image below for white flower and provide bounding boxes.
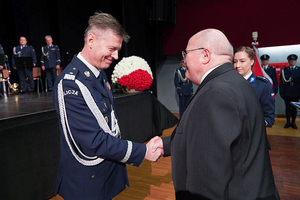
[111,55,153,84]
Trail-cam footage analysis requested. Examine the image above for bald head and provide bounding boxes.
[190,29,233,62]
[184,29,233,85]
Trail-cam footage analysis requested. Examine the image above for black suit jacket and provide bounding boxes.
[163,63,279,200]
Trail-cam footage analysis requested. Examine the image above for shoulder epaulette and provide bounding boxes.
[63,65,79,81]
[256,76,270,83]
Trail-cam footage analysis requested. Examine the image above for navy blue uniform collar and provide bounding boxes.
[248,73,256,83]
[71,55,113,102]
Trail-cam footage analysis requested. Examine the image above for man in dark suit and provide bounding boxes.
[41,35,61,91]
[12,36,37,93]
[52,12,161,200]
[154,29,279,199]
[280,54,300,129]
[261,54,278,95]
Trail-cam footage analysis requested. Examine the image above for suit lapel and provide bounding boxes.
[171,63,234,140]
[190,63,234,105]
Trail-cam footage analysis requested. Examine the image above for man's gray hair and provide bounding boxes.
[45,35,52,39]
[84,12,130,43]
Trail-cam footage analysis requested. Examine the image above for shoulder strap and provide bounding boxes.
[57,74,131,166]
[281,68,291,82]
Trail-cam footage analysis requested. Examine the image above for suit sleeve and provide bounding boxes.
[185,88,242,199]
[162,136,171,156]
[57,79,146,167]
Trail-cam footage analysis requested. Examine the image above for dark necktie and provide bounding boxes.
[98,73,104,86]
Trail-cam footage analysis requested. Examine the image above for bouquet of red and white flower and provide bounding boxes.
[111,56,153,91]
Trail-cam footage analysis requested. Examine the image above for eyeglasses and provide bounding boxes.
[182,47,205,59]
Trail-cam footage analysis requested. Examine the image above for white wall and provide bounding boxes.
[156,55,197,113]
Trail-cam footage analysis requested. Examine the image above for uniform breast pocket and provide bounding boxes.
[95,99,110,124]
[96,99,108,113]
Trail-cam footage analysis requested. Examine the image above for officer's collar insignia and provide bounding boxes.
[250,77,255,83]
[84,71,90,77]
[105,116,108,124]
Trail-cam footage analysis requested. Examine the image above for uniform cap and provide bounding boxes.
[287,54,298,61]
[260,54,270,60]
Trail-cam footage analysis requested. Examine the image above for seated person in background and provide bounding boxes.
[234,46,275,127]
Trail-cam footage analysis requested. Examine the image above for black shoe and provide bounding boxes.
[284,122,290,128]
[291,123,298,129]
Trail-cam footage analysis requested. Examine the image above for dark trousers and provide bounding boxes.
[17,67,34,92]
[45,68,57,91]
[179,95,192,118]
[284,97,299,117]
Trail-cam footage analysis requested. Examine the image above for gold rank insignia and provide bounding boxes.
[84,71,90,77]
[105,116,109,123]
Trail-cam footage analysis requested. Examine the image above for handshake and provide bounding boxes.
[144,136,164,162]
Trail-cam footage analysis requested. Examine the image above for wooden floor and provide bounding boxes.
[50,117,300,200]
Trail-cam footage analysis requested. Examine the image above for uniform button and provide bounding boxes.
[91,175,95,178]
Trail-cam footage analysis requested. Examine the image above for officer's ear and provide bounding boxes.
[86,33,95,49]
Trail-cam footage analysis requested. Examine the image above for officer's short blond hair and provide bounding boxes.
[84,12,130,43]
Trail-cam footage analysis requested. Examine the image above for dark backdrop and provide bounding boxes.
[0,0,169,96]
[163,0,300,55]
